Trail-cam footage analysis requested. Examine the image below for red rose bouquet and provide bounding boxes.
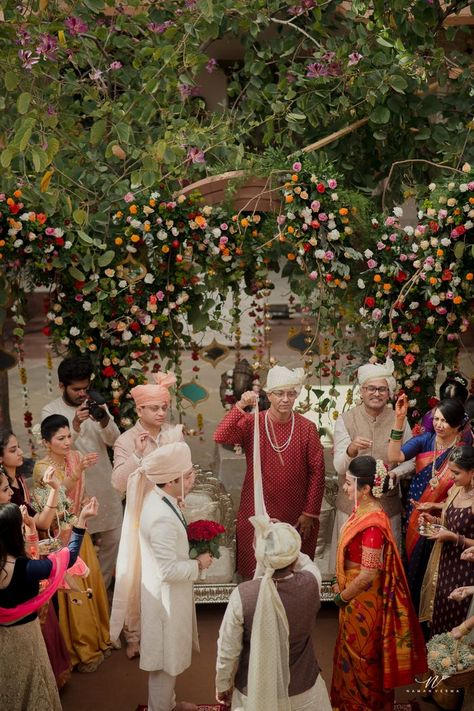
[187,520,225,559]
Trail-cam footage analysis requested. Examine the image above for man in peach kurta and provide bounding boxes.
[110,372,183,659]
[214,366,325,579]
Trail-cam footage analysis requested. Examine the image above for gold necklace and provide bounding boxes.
[429,436,457,490]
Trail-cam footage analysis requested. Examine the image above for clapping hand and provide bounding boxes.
[77,497,99,528]
[43,466,60,490]
[449,586,474,602]
[395,393,409,420]
[461,546,474,561]
[20,504,36,529]
[81,453,99,471]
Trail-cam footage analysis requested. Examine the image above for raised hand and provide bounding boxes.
[394,393,409,421]
[43,466,61,490]
[134,431,151,458]
[78,496,99,527]
[20,504,36,529]
[237,390,258,410]
[81,452,99,471]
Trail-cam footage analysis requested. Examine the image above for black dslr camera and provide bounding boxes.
[85,390,108,421]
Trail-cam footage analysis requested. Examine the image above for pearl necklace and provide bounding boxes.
[264,410,295,453]
[429,436,457,490]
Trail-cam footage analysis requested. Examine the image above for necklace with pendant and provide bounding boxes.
[264,411,295,453]
[429,437,457,490]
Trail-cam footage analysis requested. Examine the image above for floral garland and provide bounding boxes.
[0,165,472,428]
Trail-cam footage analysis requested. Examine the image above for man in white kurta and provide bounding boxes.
[216,519,332,711]
[139,442,213,711]
[41,356,122,589]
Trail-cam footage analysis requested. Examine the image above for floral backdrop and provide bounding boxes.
[1,158,472,428]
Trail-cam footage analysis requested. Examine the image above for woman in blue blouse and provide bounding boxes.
[0,497,98,711]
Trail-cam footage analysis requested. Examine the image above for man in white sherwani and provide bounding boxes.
[139,442,213,711]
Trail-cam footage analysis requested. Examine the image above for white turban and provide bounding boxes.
[265,366,305,393]
[357,358,396,396]
[246,517,301,711]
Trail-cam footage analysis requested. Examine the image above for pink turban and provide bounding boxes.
[130,371,176,407]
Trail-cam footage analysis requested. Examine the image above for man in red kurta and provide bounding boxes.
[214,366,325,579]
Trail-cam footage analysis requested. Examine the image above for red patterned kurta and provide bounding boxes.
[214,406,325,578]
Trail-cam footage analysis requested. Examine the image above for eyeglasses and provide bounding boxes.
[270,390,298,399]
[362,385,389,395]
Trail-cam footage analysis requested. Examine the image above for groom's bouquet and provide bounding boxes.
[187,520,225,559]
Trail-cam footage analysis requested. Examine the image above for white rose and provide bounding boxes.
[428,183,436,191]
[420,240,429,250]
[122,330,133,341]
[69,326,80,336]
[144,273,155,284]
[64,241,72,249]
[430,295,440,306]
[364,249,374,258]
[459,183,468,192]
[440,237,451,247]
[83,301,92,311]
[357,279,365,289]
[393,206,403,217]
[430,238,438,247]
[447,198,457,207]
[331,192,338,201]
[409,302,419,309]
[404,226,414,236]
[54,316,63,325]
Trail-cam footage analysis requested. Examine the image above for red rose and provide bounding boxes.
[102,366,116,378]
[395,270,408,283]
[441,269,453,281]
[325,274,333,282]
[311,220,320,229]
[42,326,51,336]
[187,519,225,542]
[364,296,375,308]
[316,183,326,193]
[74,280,85,290]
[130,322,140,332]
[9,203,20,215]
[456,225,466,235]
[428,396,439,409]
[125,295,134,305]
[303,243,311,252]
[55,237,65,246]
[403,354,415,366]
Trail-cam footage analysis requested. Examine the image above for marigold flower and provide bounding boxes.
[466,273,473,280]
[13,190,22,198]
[115,211,123,218]
[162,245,170,253]
[291,174,298,182]
[287,253,296,260]
[149,199,156,207]
[383,283,391,291]
[287,226,294,234]
[240,218,249,228]
[6,198,14,206]
[339,208,349,216]
[429,277,437,285]
[373,274,382,283]
[129,205,138,214]
[194,215,206,227]
[154,336,161,344]
[453,296,462,304]
[285,195,294,203]
[436,249,444,257]
[115,237,123,245]
[0,240,5,247]
[131,234,140,243]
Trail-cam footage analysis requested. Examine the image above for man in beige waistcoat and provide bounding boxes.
[331,359,414,557]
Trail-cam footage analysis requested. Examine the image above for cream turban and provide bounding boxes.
[252,518,301,572]
[130,371,176,407]
[357,358,396,396]
[245,516,301,711]
[265,366,305,393]
[141,441,193,484]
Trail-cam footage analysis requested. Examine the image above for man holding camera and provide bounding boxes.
[41,355,123,589]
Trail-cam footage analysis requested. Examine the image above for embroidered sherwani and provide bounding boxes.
[214,407,325,578]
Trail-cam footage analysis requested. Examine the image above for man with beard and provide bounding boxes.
[41,356,123,590]
[331,359,414,555]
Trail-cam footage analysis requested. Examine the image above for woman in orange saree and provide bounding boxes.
[388,395,471,611]
[331,456,427,711]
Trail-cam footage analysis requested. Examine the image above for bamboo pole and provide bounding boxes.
[298,117,369,155]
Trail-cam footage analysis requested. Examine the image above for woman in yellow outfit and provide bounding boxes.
[32,414,111,672]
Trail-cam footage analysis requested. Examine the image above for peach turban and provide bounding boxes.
[130,371,176,407]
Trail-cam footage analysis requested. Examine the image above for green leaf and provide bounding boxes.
[4,71,19,91]
[90,119,107,146]
[17,92,32,115]
[454,242,465,259]
[30,147,48,172]
[68,266,86,281]
[77,230,93,244]
[1,147,16,168]
[82,0,105,12]
[287,112,306,121]
[389,76,408,94]
[154,140,167,162]
[370,106,390,124]
[115,122,132,144]
[376,37,393,48]
[73,209,88,226]
[97,250,115,267]
[12,117,36,151]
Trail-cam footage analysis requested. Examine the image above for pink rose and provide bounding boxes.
[124,192,135,203]
[292,162,302,172]
[367,259,377,269]
[327,179,337,189]
[310,200,320,212]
